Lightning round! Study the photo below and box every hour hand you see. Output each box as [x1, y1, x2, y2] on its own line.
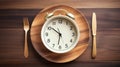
[50, 27, 60, 34]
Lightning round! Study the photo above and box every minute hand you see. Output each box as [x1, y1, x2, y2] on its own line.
[57, 28, 62, 45]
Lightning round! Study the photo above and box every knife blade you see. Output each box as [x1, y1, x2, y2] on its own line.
[92, 12, 97, 59]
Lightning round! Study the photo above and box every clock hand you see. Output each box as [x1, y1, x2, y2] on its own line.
[58, 34, 60, 45]
[57, 28, 64, 44]
[57, 28, 61, 45]
[51, 27, 61, 35]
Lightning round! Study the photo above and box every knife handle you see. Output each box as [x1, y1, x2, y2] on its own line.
[92, 35, 97, 59]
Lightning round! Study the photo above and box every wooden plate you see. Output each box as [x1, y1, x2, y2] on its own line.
[30, 5, 90, 63]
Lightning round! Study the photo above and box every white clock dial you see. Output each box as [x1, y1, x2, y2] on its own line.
[41, 15, 80, 53]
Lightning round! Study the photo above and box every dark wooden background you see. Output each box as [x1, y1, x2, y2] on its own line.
[0, 0, 120, 67]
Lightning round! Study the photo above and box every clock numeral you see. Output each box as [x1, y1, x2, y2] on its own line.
[72, 32, 75, 37]
[58, 45, 62, 49]
[52, 44, 55, 47]
[45, 32, 48, 36]
[58, 19, 62, 24]
[70, 39, 72, 43]
[65, 44, 68, 48]
[70, 26, 73, 30]
[48, 26, 51, 30]
[47, 39, 50, 43]
[52, 22, 56, 25]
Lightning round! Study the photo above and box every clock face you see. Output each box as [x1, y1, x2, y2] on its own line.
[41, 15, 80, 53]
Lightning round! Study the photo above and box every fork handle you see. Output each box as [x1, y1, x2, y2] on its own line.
[92, 35, 96, 59]
[24, 31, 29, 58]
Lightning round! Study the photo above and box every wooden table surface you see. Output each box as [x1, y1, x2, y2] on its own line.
[0, 0, 120, 67]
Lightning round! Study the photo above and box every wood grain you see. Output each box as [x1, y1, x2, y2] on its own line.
[30, 5, 90, 63]
[0, 8, 120, 66]
[0, 0, 120, 9]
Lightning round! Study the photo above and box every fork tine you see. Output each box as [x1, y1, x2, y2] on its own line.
[23, 17, 29, 29]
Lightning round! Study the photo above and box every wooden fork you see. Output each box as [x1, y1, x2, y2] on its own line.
[23, 17, 29, 58]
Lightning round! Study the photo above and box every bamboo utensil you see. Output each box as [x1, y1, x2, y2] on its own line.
[23, 17, 29, 58]
[92, 12, 97, 59]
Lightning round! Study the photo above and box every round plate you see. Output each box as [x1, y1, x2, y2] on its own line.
[30, 5, 90, 63]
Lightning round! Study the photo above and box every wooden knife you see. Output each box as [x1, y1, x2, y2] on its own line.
[92, 12, 97, 59]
